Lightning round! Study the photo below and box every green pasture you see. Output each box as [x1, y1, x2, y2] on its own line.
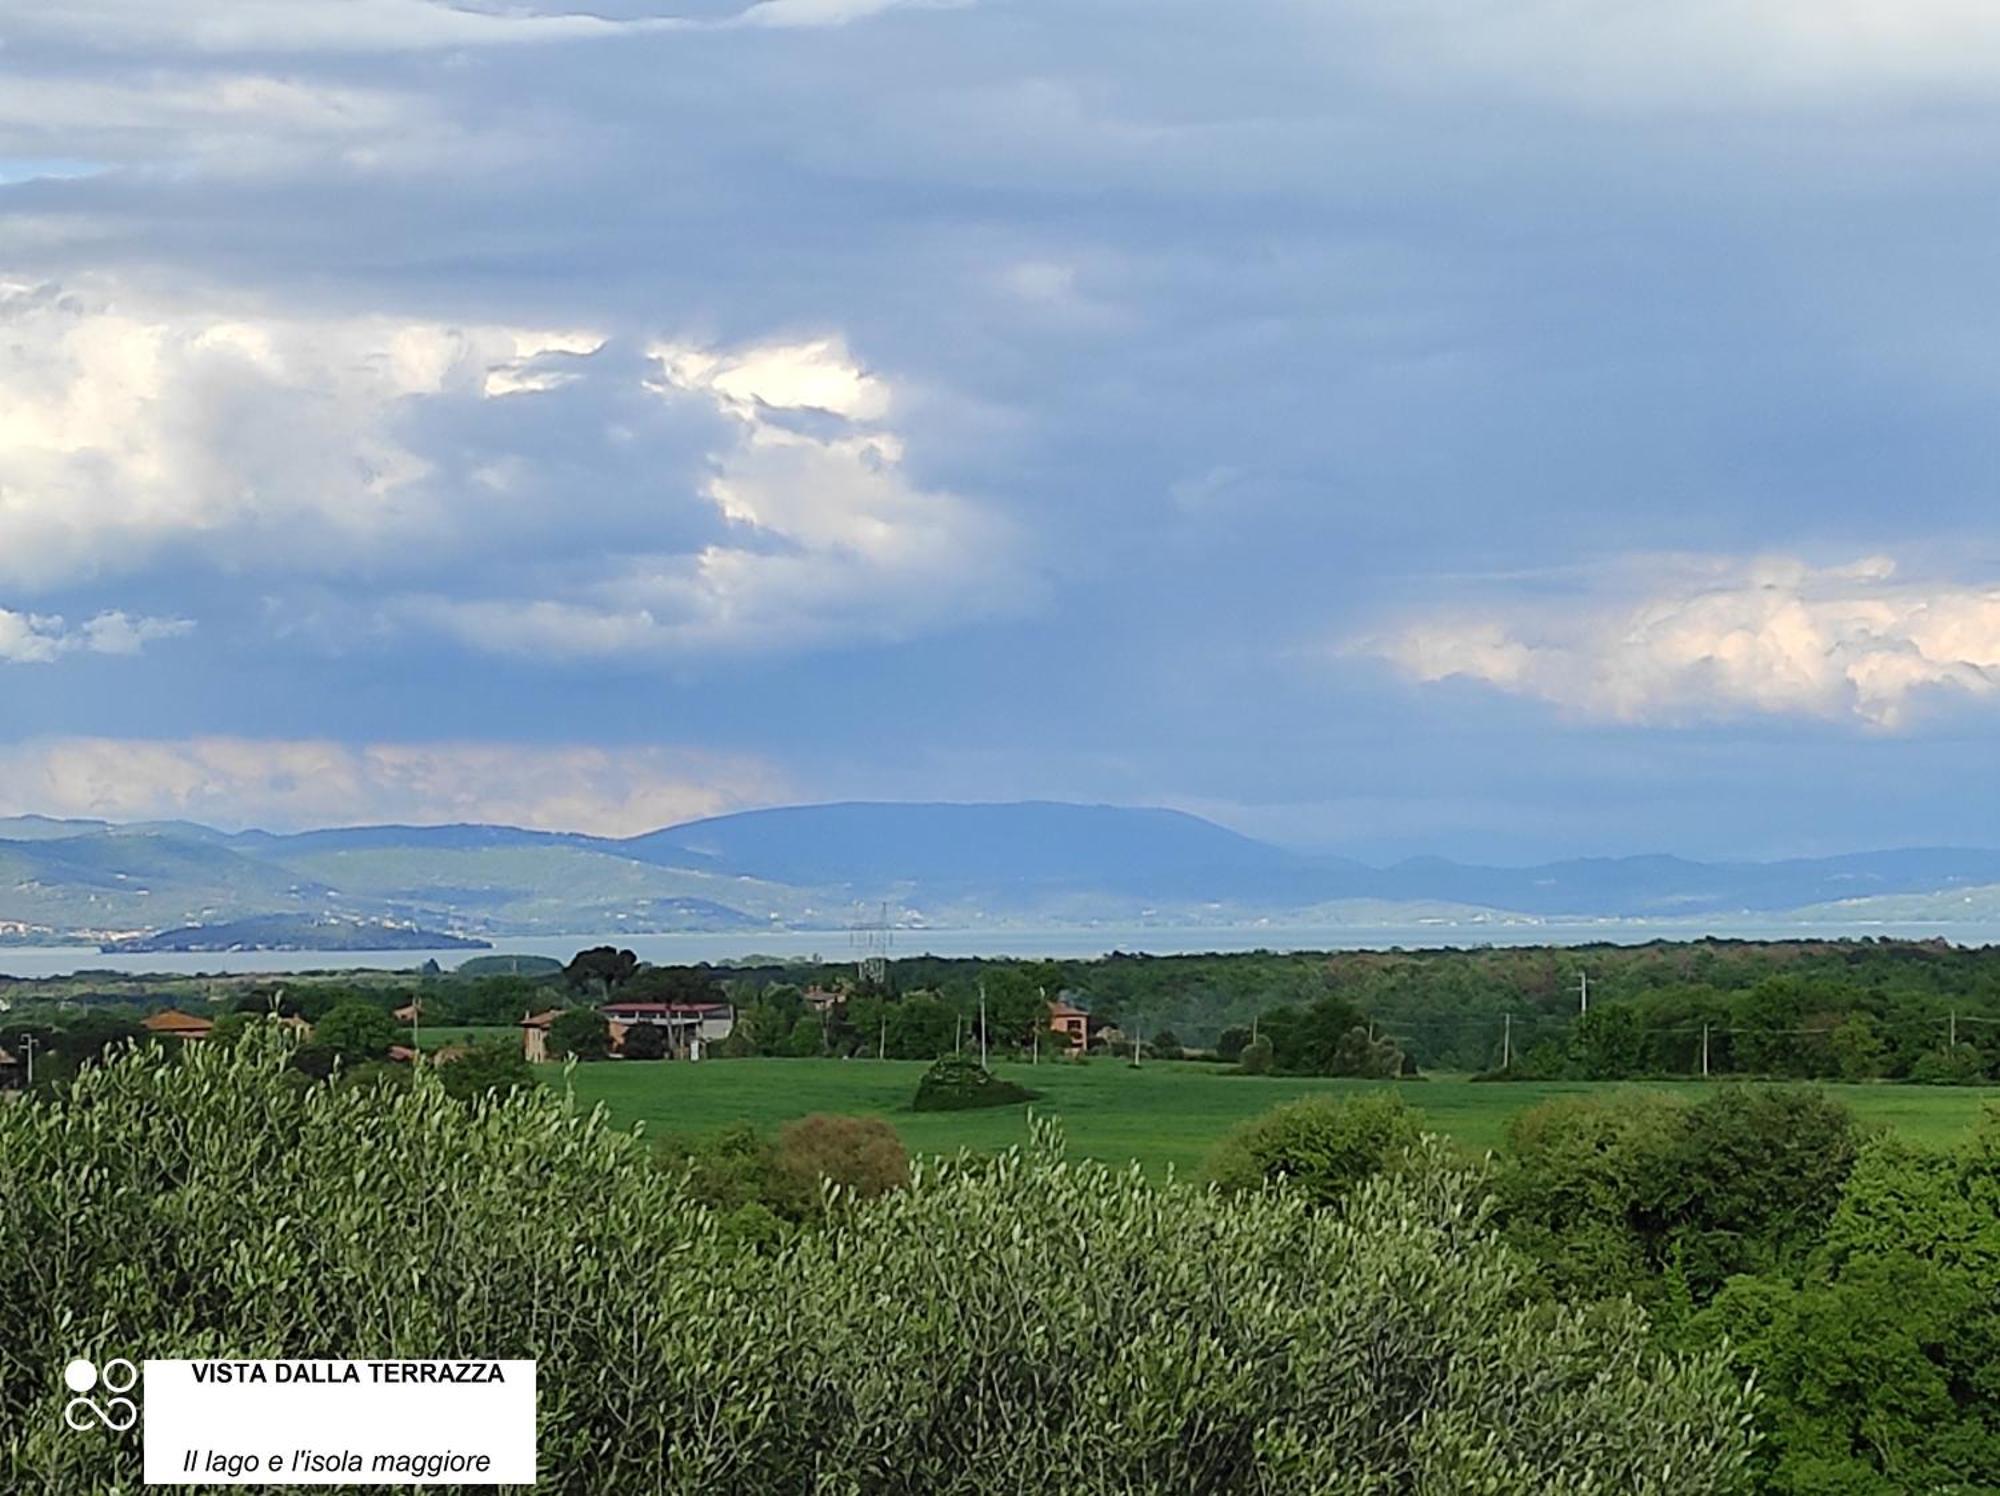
[535, 1057, 2000, 1172]
[414, 1024, 517, 1051]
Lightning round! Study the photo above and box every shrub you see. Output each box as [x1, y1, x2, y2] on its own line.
[772, 1114, 908, 1215]
[548, 1007, 610, 1061]
[1498, 1085, 1863, 1306]
[620, 1022, 668, 1060]
[1202, 1091, 1423, 1209]
[312, 1000, 399, 1062]
[911, 1055, 1033, 1112]
[1237, 1035, 1274, 1075]
[437, 1040, 535, 1102]
[1910, 1042, 1987, 1084]
[0, 1037, 1756, 1493]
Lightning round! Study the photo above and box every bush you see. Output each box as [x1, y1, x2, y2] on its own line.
[911, 1055, 1034, 1112]
[772, 1114, 908, 1216]
[549, 1007, 611, 1061]
[1237, 1035, 1274, 1075]
[1910, 1042, 1987, 1084]
[313, 1000, 400, 1063]
[1203, 1091, 1423, 1209]
[620, 1022, 668, 1060]
[1498, 1085, 1863, 1307]
[0, 1037, 1756, 1493]
[437, 1040, 535, 1102]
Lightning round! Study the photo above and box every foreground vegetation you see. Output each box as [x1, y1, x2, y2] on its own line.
[0, 1037, 1754, 1493]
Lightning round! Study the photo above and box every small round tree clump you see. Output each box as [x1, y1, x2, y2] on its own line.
[912, 1056, 1035, 1112]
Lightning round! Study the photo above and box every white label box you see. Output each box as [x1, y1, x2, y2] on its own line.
[140, 1360, 535, 1486]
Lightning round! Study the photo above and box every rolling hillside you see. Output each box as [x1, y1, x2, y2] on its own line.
[3, 802, 2000, 943]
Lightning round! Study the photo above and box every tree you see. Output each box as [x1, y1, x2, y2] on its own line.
[548, 1008, 611, 1061]
[625, 965, 724, 1006]
[1569, 1005, 1646, 1079]
[313, 1001, 399, 1063]
[621, 1022, 668, 1060]
[1203, 1092, 1422, 1209]
[564, 946, 638, 999]
[1498, 1086, 1862, 1307]
[437, 1042, 535, 1102]
[784, 1015, 825, 1058]
[772, 1114, 908, 1217]
[911, 1056, 1033, 1112]
[1216, 1026, 1251, 1063]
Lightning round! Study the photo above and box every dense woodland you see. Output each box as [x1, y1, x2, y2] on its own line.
[13, 937, 2000, 1085]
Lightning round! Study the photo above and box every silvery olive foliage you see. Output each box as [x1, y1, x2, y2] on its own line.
[0, 1035, 1755, 1493]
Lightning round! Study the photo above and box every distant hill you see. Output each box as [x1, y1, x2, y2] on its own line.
[3, 801, 2000, 940]
[104, 915, 490, 954]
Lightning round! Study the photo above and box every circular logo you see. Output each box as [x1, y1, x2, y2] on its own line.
[63, 1357, 139, 1432]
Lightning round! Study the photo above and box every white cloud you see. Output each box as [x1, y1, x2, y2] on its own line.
[0, 737, 783, 836]
[0, 1, 668, 54]
[1371, 555, 2000, 729]
[413, 334, 1029, 658]
[0, 279, 604, 589]
[731, 0, 966, 30]
[0, 279, 1022, 663]
[0, 608, 189, 664]
[1355, 0, 2000, 109]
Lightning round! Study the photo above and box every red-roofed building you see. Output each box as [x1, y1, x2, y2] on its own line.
[142, 1010, 214, 1041]
[1047, 997, 1089, 1055]
[600, 1000, 734, 1061]
[519, 1009, 566, 1064]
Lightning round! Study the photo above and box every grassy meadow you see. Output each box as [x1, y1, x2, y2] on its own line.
[534, 1056, 2000, 1172]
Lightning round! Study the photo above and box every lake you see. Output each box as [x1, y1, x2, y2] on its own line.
[3, 918, 1999, 978]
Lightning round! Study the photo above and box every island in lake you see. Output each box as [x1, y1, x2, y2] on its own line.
[103, 915, 491, 954]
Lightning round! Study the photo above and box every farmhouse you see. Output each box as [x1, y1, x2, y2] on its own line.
[142, 1010, 214, 1041]
[1047, 996, 1089, 1055]
[601, 1000, 734, 1061]
[518, 1009, 566, 1064]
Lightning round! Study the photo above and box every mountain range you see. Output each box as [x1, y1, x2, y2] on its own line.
[3, 801, 2000, 945]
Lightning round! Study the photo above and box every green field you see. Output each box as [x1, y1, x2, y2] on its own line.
[415, 1024, 517, 1051]
[535, 1057, 2000, 1171]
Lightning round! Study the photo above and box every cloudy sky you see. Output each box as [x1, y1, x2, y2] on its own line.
[2, 0, 1999, 860]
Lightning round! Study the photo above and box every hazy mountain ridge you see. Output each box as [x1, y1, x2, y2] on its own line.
[1, 804, 1998, 943]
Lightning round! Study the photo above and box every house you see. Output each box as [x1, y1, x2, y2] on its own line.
[802, 986, 842, 1013]
[393, 1000, 422, 1024]
[600, 1000, 735, 1061]
[1047, 996, 1089, 1055]
[0, 1046, 21, 1091]
[519, 1009, 565, 1064]
[142, 1010, 214, 1041]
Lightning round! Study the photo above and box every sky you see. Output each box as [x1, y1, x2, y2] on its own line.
[2, 0, 2000, 862]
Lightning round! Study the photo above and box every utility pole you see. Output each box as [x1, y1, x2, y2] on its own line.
[1700, 1023, 1710, 1078]
[1501, 1013, 1511, 1071]
[978, 983, 988, 1068]
[1576, 970, 1590, 1015]
[878, 1013, 886, 1061]
[1132, 1026, 1141, 1067]
[20, 1033, 34, 1089]
[955, 1013, 962, 1056]
[1951, 1010, 1958, 1048]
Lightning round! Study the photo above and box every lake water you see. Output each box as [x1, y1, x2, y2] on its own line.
[4, 918, 2000, 979]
